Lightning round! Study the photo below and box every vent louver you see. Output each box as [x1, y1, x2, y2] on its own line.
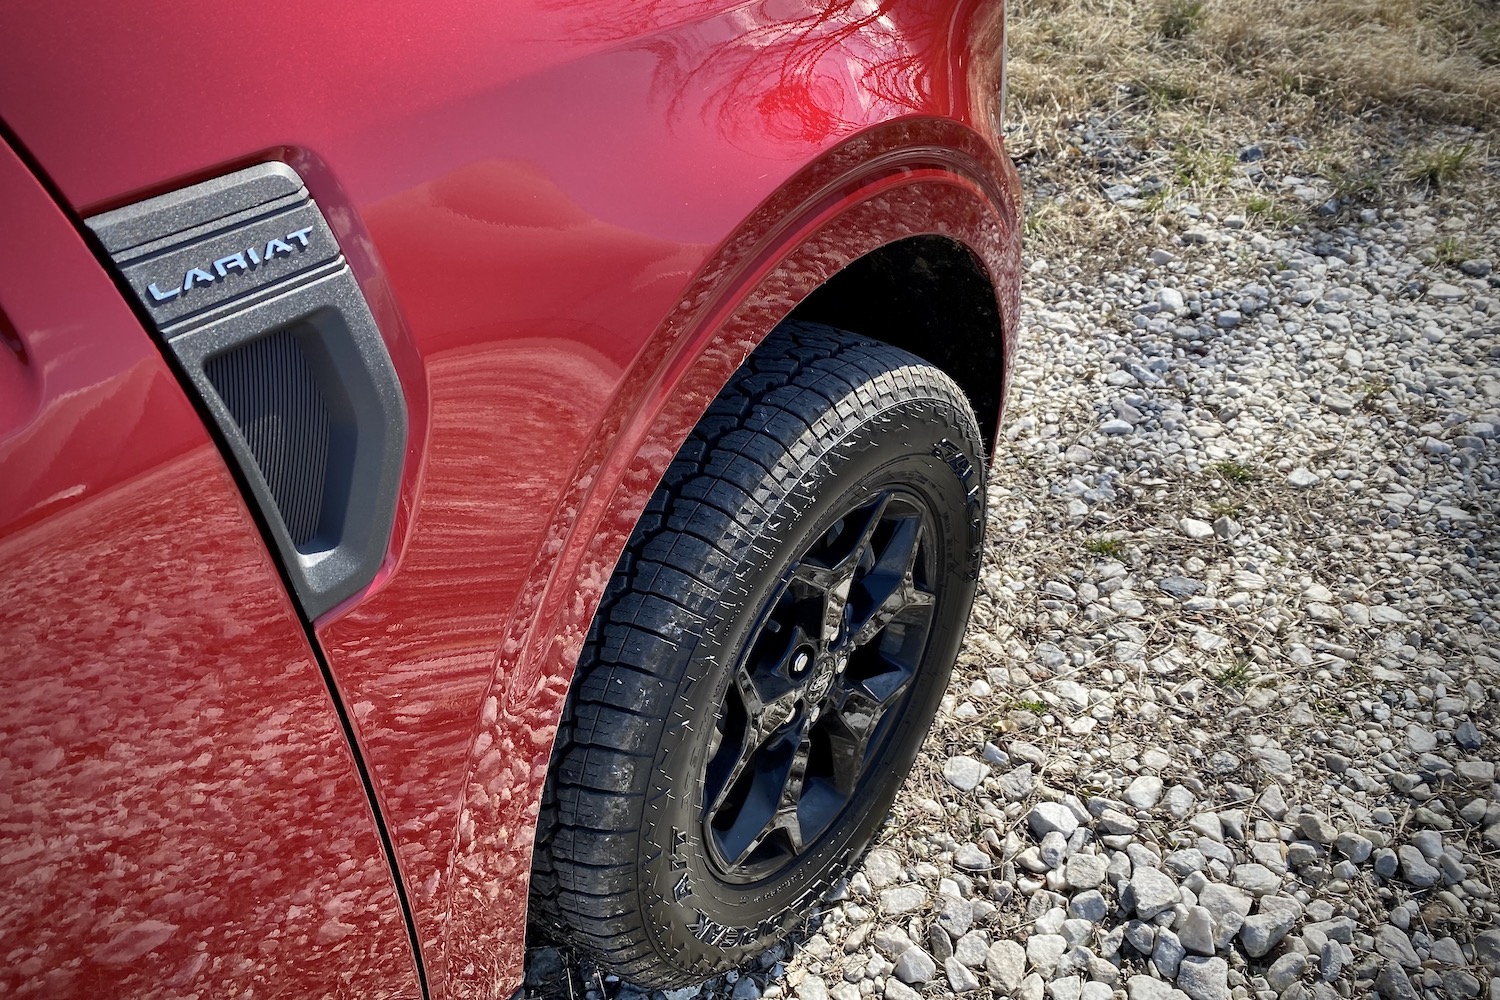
[204, 327, 333, 549]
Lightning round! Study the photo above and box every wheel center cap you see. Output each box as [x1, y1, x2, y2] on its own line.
[806, 652, 843, 704]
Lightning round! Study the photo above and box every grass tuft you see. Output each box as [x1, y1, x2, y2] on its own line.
[1405, 144, 1475, 189]
[1159, 0, 1208, 41]
[1433, 234, 1480, 267]
[1211, 461, 1259, 485]
[1084, 537, 1127, 559]
[1216, 657, 1253, 687]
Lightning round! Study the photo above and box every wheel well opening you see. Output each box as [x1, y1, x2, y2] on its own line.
[787, 235, 1004, 451]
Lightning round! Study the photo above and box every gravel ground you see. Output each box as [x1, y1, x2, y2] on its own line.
[525, 171, 1500, 1000]
[525, 12, 1500, 987]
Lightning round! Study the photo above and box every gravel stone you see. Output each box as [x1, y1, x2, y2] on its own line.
[1298, 813, 1339, 844]
[1375, 960, 1420, 1000]
[1178, 906, 1216, 956]
[1410, 830, 1443, 860]
[1176, 956, 1230, 1000]
[1153, 927, 1186, 978]
[863, 849, 903, 888]
[1039, 830, 1069, 869]
[892, 947, 937, 984]
[1068, 890, 1108, 923]
[1029, 803, 1080, 839]
[1124, 775, 1165, 810]
[795, 976, 829, 1000]
[943, 756, 988, 792]
[1099, 808, 1140, 835]
[1065, 853, 1108, 890]
[954, 843, 992, 871]
[945, 956, 981, 992]
[1266, 953, 1307, 991]
[873, 926, 915, 959]
[1406, 725, 1438, 753]
[1396, 846, 1440, 887]
[1474, 930, 1500, 974]
[1180, 517, 1215, 540]
[998, 764, 1035, 800]
[1131, 866, 1182, 919]
[1239, 898, 1300, 958]
[986, 939, 1026, 991]
[1047, 977, 1083, 1000]
[1027, 935, 1068, 977]
[1374, 926, 1420, 969]
[1163, 785, 1196, 819]
[935, 894, 973, 938]
[928, 922, 953, 962]
[883, 981, 920, 1000]
[953, 931, 988, 968]
[1231, 863, 1281, 895]
[1127, 975, 1190, 1000]
[1334, 832, 1372, 863]
[879, 885, 929, 915]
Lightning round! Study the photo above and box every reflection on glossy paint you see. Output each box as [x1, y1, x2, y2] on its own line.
[0, 450, 420, 998]
[541, 0, 941, 145]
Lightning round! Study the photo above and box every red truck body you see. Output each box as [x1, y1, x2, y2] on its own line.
[0, 2, 1020, 996]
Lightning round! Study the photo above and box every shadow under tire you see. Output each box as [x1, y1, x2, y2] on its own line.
[530, 321, 987, 987]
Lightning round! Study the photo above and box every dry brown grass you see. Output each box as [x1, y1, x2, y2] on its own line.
[1005, 0, 1500, 267]
[1010, 0, 1500, 125]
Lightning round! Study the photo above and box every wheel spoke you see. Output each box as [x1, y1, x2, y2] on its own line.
[850, 518, 932, 649]
[770, 734, 812, 854]
[704, 711, 756, 816]
[796, 492, 893, 644]
[730, 657, 770, 732]
[822, 670, 912, 794]
[712, 724, 811, 867]
[790, 560, 848, 647]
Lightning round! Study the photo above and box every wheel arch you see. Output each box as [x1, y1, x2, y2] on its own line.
[787, 234, 1005, 453]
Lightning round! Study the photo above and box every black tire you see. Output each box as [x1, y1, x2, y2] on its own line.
[530, 321, 986, 987]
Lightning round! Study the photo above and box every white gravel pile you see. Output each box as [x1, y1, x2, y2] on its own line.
[529, 203, 1498, 1000]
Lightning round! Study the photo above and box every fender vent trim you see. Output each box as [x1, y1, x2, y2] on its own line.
[87, 164, 406, 620]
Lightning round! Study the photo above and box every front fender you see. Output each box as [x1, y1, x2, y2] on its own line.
[446, 113, 1019, 989]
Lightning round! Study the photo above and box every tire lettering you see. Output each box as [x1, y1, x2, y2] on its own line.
[689, 910, 785, 947]
[933, 439, 984, 543]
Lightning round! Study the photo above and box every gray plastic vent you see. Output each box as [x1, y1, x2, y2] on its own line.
[205, 327, 332, 548]
[87, 164, 406, 620]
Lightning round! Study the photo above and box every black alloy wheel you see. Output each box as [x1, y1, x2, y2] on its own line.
[703, 489, 938, 883]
